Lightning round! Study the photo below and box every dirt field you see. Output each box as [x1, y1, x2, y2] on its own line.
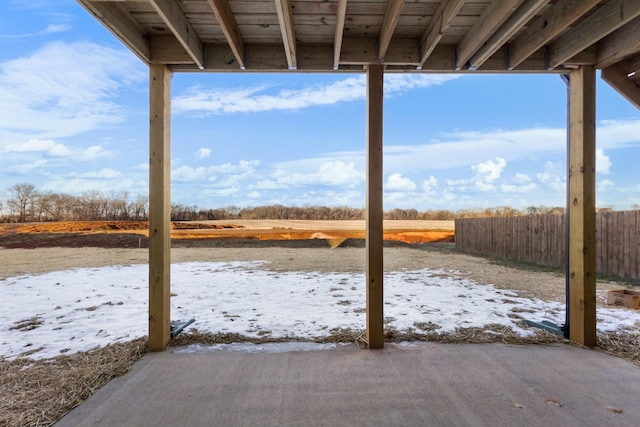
[0, 220, 455, 245]
[0, 243, 622, 304]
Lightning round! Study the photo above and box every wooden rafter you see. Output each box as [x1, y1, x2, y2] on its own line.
[275, 0, 297, 69]
[597, 15, 640, 69]
[378, 0, 405, 61]
[419, 0, 465, 67]
[602, 63, 640, 110]
[77, 0, 150, 63]
[456, 0, 523, 70]
[508, 0, 600, 69]
[468, 0, 549, 70]
[548, 0, 640, 69]
[149, 0, 204, 68]
[208, 0, 246, 69]
[333, 0, 347, 69]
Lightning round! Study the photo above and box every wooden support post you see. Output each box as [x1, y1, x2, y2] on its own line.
[568, 65, 597, 348]
[148, 64, 172, 351]
[366, 64, 384, 349]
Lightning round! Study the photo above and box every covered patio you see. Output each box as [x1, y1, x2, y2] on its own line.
[75, 0, 640, 351]
[58, 342, 640, 425]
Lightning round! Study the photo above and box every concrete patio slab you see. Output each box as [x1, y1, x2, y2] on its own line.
[56, 343, 640, 426]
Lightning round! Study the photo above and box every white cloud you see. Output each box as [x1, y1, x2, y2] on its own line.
[196, 148, 212, 159]
[597, 119, 640, 149]
[0, 41, 145, 143]
[80, 145, 111, 161]
[514, 173, 532, 184]
[173, 75, 459, 115]
[536, 161, 565, 193]
[0, 23, 72, 39]
[172, 160, 259, 183]
[472, 158, 506, 182]
[422, 176, 438, 192]
[6, 159, 48, 174]
[596, 147, 612, 174]
[386, 173, 416, 191]
[598, 179, 615, 192]
[272, 160, 363, 188]
[501, 183, 538, 193]
[4, 138, 71, 156]
[74, 168, 121, 179]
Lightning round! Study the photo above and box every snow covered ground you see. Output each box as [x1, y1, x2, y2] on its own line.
[2, 261, 639, 360]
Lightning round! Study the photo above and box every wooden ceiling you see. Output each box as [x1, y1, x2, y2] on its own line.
[77, 1, 640, 103]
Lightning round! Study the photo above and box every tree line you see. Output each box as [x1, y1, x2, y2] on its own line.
[1, 182, 571, 223]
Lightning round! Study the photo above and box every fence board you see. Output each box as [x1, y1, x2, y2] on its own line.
[455, 211, 640, 279]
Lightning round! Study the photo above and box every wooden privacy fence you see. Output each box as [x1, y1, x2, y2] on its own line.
[455, 211, 640, 279]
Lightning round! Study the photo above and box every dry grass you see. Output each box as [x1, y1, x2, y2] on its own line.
[0, 338, 147, 427]
[598, 331, 640, 365]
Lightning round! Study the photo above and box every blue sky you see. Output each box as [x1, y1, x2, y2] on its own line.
[2, 0, 640, 212]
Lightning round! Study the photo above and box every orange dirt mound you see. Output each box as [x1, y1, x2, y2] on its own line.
[0, 221, 454, 244]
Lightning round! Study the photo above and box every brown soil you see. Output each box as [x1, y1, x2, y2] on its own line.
[0, 221, 454, 245]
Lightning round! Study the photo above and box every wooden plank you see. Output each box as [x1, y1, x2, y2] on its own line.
[333, 0, 347, 69]
[455, 0, 523, 69]
[548, 0, 640, 68]
[597, 16, 640, 69]
[631, 211, 639, 278]
[568, 65, 597, 348]
[635, 211, 640, 279]
[275, 0, 298, 69]
[148, 64, 172, 352]
[149, 0, 205, 68]
[419, 0, 465, 66]
[378, 0, 405, 61]
[601, 63, 640, 110]
[623, 211, 632, 277]
[366, 63, 384, 350]
[468, 0, 549, 70]
[76, 0, 151, 63]
[508, 0, 601, 69]
[208, 0, 246, 68]
[595, 211, 603, 273]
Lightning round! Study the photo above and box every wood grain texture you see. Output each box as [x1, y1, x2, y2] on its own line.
[148, 64, 172, 351]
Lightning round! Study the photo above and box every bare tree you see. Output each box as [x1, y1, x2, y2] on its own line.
[6, 183, 37, 222]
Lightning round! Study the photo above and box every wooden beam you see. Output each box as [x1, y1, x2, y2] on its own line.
[149, 0, 204, 68]
[76, 0, 150, 63]
[628, 54, 640, 78]
[508, 0, 600, 69]
[419, 0, 465, 67]
[170, 42, 570, 73]
[468, 0, 549, 70]
[602, 63, 640, 110]
[378, 0, 405, 61]
[568, 65, 597, 348]
[333, 0, 347, 69]
[151, 36, 194, 64]
[596, 16, 640, 69]
[148, 64, 172, 352]
[275, 0, 297, 69]
[548, 0, 640, 69]
[366, 63, 384, 349]
[208, 0, 246, 69]
[456, 0, 524, 70]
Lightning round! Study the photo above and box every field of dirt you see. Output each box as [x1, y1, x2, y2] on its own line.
[0, 219, 628, 303]
[0, 220, 454, 246]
